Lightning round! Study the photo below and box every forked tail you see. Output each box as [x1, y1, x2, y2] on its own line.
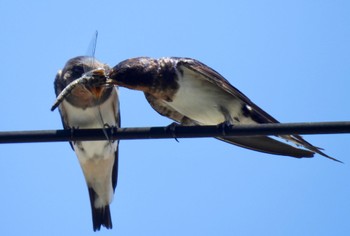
[88, 188, 113, 231]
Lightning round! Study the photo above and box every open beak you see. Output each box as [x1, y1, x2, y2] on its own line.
[89, 86, 104, 98]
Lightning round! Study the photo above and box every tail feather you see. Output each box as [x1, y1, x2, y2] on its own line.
[88, 188, 113, 231]
[216, 136, 315, 158]
[217, 135, 342, 163]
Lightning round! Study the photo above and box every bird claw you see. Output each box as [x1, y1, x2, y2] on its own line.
[103, 124, 117, 143]
[69, 126, 79, 144]
[217, 121, 234, 136]
[166, 122, 180, 142]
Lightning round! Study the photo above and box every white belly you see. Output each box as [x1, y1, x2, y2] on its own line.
[61, 91, 119, 207]
[62, 92, 118, 159]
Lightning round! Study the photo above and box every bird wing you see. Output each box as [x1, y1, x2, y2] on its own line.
[145, 92, 316, 158]
[176, 58, 339, 161]
[111, 90, 120, 191]
[54, 70, 75, 150]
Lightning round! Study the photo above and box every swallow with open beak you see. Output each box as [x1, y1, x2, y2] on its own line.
[107, 57, 339, 162]
[54, 56, 120, 231]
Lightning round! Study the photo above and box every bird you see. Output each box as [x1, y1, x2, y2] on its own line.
[107, 56, 339, 162]
[54, 56, 120, 231]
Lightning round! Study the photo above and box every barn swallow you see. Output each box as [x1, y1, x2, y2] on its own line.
[54, 56, 120, 231]
[107, 57, 339, 162]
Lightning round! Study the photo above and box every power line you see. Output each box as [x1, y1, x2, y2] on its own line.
[0, 121, 349, 144]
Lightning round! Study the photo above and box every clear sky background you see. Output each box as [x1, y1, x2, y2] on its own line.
[0, 0, 349, 235]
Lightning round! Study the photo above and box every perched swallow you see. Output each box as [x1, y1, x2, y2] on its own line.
[54, 56, 120, 231]
[108, 57, 339, 162]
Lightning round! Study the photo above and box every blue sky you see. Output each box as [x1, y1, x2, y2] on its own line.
[0, 0, 349, 235]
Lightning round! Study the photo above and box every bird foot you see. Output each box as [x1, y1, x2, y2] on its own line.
[103, 124, 117, 143]
[165, 122, 181, 142]
[217, 121, 234, 136]
[70, 126, 79, 144]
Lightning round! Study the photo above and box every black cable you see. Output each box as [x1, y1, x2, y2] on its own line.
[0, 121, 349, 144]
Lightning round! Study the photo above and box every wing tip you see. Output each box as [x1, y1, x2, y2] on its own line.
[315, 150, 343, 163]
[286, 135, 342, 163]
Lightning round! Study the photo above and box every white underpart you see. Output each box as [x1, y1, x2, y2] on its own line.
[62, 90, 118, 208]
[166, 66, 257, 125]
